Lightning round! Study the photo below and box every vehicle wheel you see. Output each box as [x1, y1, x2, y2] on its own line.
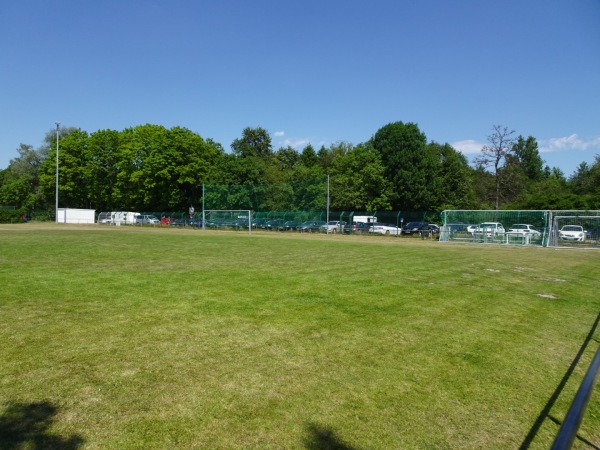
[332, 228, 337, 234]
[385, 230, 390, 235]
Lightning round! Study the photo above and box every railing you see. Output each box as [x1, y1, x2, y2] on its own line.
[551, 346, 600, 450]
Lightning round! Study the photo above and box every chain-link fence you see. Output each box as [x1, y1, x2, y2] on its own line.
[441, 210, 600, 248]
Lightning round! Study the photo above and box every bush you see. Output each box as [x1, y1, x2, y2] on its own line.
[0, 209, 26, 223]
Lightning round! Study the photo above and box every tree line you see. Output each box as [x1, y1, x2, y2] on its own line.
[1, 121, 599, 217]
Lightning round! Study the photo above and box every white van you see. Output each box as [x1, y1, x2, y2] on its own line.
[353, 215, 377, 224]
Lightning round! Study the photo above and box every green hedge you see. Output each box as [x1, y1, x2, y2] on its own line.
[0, 209, 27, 223]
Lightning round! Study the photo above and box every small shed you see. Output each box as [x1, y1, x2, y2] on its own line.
[57, 208, 96, 224]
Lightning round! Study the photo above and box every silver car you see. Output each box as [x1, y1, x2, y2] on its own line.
[136, 214, 160, 225]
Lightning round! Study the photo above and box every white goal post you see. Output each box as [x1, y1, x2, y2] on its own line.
[202, 210, 253, 235]
[549, 215, 600, 247]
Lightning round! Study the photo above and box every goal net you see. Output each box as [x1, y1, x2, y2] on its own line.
[549, 214, 600, 248]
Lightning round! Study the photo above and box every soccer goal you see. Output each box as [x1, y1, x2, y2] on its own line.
[549, 215, 600, 248]
[202, 210, 253, 235]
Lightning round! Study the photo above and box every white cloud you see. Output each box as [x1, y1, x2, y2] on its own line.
[451, 139, 484, 154]
[273, 133, 327, 151]
[539, 134, 600, 153]
[282, 138, 310, 149]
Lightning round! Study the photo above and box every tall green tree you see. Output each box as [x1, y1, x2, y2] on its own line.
[299, 144, 319, 168]
[231, 127, 272, 158]
[512, 135, 544, 181]
[0, 144, 47, 210]
[371, 121, 434, 210]
[87, 129, 122, 211]
[329, 142, 393, 211]
[429, 142, 476, 210]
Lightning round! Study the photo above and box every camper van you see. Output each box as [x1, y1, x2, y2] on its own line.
[353, 215, 377, 224]
[98, 211, 140, 225]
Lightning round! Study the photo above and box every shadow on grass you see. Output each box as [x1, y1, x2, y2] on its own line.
[0, 401, 83, 450]
[519, 311, 600, 449]
[303, 423, 361, 450]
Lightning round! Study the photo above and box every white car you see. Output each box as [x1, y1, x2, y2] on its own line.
[369, 222, 401, 235]
[507, 224, 541, 236]
[466, 225, 478, 234]
[473, 222, 505, 237]
[559, 225, 585, 241]
[319, 221, 346, 233]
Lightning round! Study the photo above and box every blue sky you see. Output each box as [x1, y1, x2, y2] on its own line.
[1, 0, 599, 177]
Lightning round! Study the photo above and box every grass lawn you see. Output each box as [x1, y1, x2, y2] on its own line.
[0, 223, 599, 449]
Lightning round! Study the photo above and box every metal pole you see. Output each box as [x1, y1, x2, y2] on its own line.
[551, 346, 600, 450]
[326, 175, 330, 233]
[202, 184, 205, 231]
[55, 122, 60, 223]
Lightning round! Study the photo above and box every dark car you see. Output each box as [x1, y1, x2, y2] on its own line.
[206, 218, 225, 228]
[401, 221, 429, 235]
[170, 218, 189, 227]
[252, 218, 269, 229]
[298, 220, 325, 233]
[445, 222, 467, 233]
[265, 219, 285, 231]
[428, 224, 441, 234]
[346, 222, 372, 234]
[170, 218, 202, 228]
[278, 220, 301, 231]
[230, 218, 250, 229]
[585, 226, 600, 240]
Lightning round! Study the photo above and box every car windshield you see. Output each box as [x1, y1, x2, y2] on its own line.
[562, 225, 582, 231]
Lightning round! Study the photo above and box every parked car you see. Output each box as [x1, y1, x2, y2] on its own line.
[444, 223, 467, 233]
[585, 227, 600, 240]
[401, 221, 429, 235]
[473, 222, 505, 237]
[170, 218, 189, 227]
[559, 225, 585, 241]
[298, 220, 325, 233]
[230, 218, 250, 229]
[369, 222, 401, 235]
[507, 224, 541, 236]
[320, 221, 346, 233]
[346, 221, 372, 234]
[428, 224, 441, 234]
[135, 214, 160, 225]
[466, 225, 478, 234]
[278, 220, 301, 231]
[251, 218, 269, 229]
[206, 218, 225, 228]
[265, 219, 285, 231]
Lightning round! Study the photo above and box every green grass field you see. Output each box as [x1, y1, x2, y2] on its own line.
[1, 224, 599, 449]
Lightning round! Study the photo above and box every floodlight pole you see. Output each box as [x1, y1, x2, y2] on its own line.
[55, 122, 60, 223]
[326, 174, 330, 230]
[202, 184, 205, 231]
